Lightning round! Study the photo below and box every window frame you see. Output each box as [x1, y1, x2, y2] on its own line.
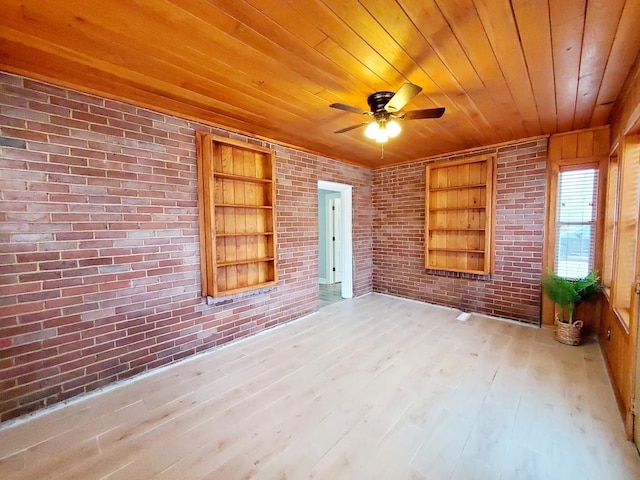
[553, 166, 599, 280]
[602, 153, 620, 291]
[611, 135, 640, 327]
[542, 152, 607, 326]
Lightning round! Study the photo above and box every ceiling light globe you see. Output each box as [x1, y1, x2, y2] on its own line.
[375, 128, 389, 143]
[364, 121, 379, 139]
[387, 120, 401, 138]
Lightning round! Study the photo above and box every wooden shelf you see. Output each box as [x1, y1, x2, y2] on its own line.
[197, 133, 278, 297]
[216, 232, 274, 237]
[428, 248, 485, 254]
[213, 172, 272, 183]
[217, 257, 275, 267]
[424, 155, 496, 275]
[425, 265, 489, 275]
[427, 183, 487, 192]
[215, 204, 273, 209]
[429, 206, 486, 212]
[429, 228, 486, 232]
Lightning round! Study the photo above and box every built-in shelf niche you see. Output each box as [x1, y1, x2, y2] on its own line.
[196, 133, 278, 297]
[425, 154, 496, 275]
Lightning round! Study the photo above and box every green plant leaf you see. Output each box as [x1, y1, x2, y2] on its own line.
[541, 271, 578, 306]
[572, 270, 602, 303]
[540, 269, 602, 324]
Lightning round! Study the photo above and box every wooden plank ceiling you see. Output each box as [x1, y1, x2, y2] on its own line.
[1, 0, 639, 168]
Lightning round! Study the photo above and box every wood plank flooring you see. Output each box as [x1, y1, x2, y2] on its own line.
[1, 293, 639, 480]
[319, 282, 343, 308]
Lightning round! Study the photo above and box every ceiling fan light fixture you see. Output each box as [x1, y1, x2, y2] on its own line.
[364, 119, 401, 143]
[364, 121, 380, 140]
[331, 83, 444, 144]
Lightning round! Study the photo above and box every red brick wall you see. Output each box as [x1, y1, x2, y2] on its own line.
[373, 139, 548, 323]
[0, 73, 373, 421]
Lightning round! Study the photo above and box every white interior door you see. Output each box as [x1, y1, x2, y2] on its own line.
[329, 197, 342, 283]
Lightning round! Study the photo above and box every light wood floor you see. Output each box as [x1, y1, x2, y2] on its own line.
[319, 282, 343, 308]
[1, 294, 639, 480]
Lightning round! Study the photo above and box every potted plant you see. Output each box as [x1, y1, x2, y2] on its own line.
[541, 269, 602, 345]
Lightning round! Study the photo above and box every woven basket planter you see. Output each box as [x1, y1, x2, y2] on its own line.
[554, 319, 583, 346]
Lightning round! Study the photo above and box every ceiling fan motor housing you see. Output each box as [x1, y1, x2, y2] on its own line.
[367, 91, 395, 114]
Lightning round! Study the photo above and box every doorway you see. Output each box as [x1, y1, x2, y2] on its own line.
[318, 180, 353, 307]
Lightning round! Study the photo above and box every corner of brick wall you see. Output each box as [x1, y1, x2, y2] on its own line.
[0, 72, 373, 421]
[372, 139, 548, 323]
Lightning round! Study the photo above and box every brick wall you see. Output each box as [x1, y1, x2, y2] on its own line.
[0, 73, 373, 421]
[373, 139, 548, 323]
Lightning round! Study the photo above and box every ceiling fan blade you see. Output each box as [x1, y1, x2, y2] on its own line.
[384, 83, 423, 112]
[403, 107, 446, 120]
[334, 123, 367, 134]
[330, 103, 369, 115]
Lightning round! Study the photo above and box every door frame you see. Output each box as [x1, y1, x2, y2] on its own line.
[318, 180, 353, 299]
[634, 277, 640, 449]
[632, 135, 640, 449]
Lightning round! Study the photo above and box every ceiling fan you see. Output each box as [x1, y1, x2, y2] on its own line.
[330, 83, 445, 143]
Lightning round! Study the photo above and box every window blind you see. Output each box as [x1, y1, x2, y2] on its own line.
[613, 139, 640, 320]
[554, 168, 598, 279]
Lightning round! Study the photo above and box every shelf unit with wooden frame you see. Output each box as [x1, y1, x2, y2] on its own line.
[424, 154, 497, 274]
[196, 133, 278, 297]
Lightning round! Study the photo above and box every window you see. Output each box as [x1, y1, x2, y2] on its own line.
[543, 128, 609, 326]
[554, 168, 598, 279]
[612, 135, 640, 325]
[602, 155, 619, 288]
